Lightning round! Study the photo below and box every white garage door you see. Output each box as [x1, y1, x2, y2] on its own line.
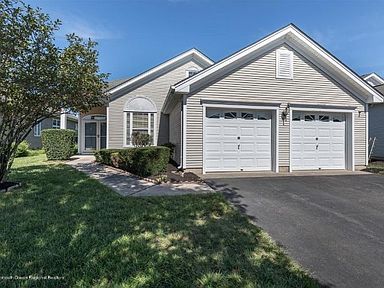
[291, 112, 346, 170]
[204, 108, 272, 172]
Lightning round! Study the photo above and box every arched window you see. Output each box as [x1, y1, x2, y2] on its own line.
[124, 97, 157, 146]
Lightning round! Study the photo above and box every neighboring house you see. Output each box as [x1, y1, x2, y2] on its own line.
[79, 24, 383, 174]
[26, 114, 78, 149]
[364, 73, 384, 159]
[362, 72, 384, 87]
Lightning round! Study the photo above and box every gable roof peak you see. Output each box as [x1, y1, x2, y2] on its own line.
[108, 48, 213, 96]
[173, 23, 383, 103]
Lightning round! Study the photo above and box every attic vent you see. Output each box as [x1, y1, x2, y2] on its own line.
[276, 49, 293, 79]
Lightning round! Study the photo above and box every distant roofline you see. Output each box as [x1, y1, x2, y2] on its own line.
[108, 48, 214, 95]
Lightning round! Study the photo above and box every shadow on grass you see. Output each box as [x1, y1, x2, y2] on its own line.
[0, 163, 324, 287]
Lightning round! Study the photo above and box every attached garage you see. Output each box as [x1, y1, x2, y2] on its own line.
[167, 25, 384, 174]
[203, 106, 279, 173]
[290, 109, 354, 171]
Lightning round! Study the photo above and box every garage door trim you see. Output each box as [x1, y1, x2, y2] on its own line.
[202, 103, 280, 174]
[289, 106, 355, 172]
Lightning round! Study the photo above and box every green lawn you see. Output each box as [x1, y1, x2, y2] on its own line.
[0, 154, 320, 288]
[365, 161, 384, 175]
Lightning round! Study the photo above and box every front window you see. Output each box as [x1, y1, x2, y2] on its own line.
[52, 119, 60, 129]
[126, 112, 156, 146]
[34, 122, 42, 136]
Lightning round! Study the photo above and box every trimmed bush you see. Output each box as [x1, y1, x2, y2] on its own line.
[15, 140, 30, 157]
[95, 146, 170, 177]
[42, 129, 76, 160]
[131, 132, 152, 147]
[94, 149, 121, 166]
[160, 142, 176, 159]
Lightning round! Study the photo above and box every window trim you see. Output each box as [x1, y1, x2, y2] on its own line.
[52, 118, 60, 129]
[276, 49, 294, 79]
[34, 122, 42, 137]
[124, 111, 157, 147]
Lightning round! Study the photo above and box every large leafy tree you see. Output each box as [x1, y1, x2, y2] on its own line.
[0, 0, 109, 182]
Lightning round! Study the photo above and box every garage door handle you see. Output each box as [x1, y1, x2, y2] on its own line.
[316, 144, 319, 150]
[238, 144, 240, 150]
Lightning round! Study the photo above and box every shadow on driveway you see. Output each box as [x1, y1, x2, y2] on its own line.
[206, 174, 384, 288]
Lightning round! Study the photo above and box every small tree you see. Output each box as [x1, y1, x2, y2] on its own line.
[0, 0, 109, 182]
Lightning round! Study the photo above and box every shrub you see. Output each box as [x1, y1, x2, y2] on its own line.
[15, 140, 30, 157]
[131, 132, 152, 147]
[95, 149, 121, 166]
[160, 142, 176, 159]
[42, 129, 76, 160]
[95, 146, 170, 177]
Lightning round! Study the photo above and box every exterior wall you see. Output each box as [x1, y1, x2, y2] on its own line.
[185, 44, 367, 169]
[169, 100, 182, 164]
[108, 60, 204, 148]
[26, 118, 54, 149]
[26, 117, 78, 149]
[369, 103, 384, 159]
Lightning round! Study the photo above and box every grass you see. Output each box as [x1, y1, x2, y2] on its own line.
[0, 154, 320, 288]
[365, 161, 384, 174]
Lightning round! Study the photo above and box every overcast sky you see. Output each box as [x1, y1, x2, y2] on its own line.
[28, 0, 384, 80]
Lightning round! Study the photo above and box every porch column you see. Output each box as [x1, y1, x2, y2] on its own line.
[78, 114, 82, 154]
[60, 110, 67, 129]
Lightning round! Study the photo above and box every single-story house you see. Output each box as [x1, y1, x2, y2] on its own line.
[27, 113, 78, 148]
[78, 24, 384, 174]
[364, 73, 384, 159]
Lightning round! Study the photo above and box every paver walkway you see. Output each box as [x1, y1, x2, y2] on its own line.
[67, 155, 214, 197]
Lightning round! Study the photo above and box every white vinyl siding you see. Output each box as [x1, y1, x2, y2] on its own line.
[108, 60, 204, 148]
[169, 101, 182, 164]
[185, 44, 366, 169]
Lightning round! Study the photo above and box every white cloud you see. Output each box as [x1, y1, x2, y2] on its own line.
[57, 13, 121, 40]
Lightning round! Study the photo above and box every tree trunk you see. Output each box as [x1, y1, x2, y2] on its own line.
[0, 153, 11, 183]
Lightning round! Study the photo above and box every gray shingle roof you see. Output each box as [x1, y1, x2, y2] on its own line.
[375, 84, 384, 95]
[106, 77, 131, 91]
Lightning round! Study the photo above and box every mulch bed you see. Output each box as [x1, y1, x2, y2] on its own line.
[166, 163, 201, 183]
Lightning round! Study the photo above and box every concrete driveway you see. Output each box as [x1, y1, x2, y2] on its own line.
[206, 174, 384, 288]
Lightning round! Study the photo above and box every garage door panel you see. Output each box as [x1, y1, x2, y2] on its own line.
[204, 108, 272, 172]
[292, 112, 346, 170]
[239, 127, 255, 136]
[205, 125, 221, 135]
[257, 127, 271, 136]
[222, 142, 238, 152]
[205, 142, 221, 153]
[205, 158, 221, 169]
[318, 129, 331, 137]
[303, 128, 316, 137]
[332, 144, 345, 152]
[223, 126, 238, 136]
[240, 143, 255, 153]
[222, 158, 238, 169]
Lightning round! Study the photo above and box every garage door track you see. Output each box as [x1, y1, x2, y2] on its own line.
[206, 174, 384, 288]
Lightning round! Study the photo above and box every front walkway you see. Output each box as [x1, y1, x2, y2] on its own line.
[67, 155, 214, 197]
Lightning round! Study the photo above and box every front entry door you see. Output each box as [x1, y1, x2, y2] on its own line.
[84, 121, 106, 152]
